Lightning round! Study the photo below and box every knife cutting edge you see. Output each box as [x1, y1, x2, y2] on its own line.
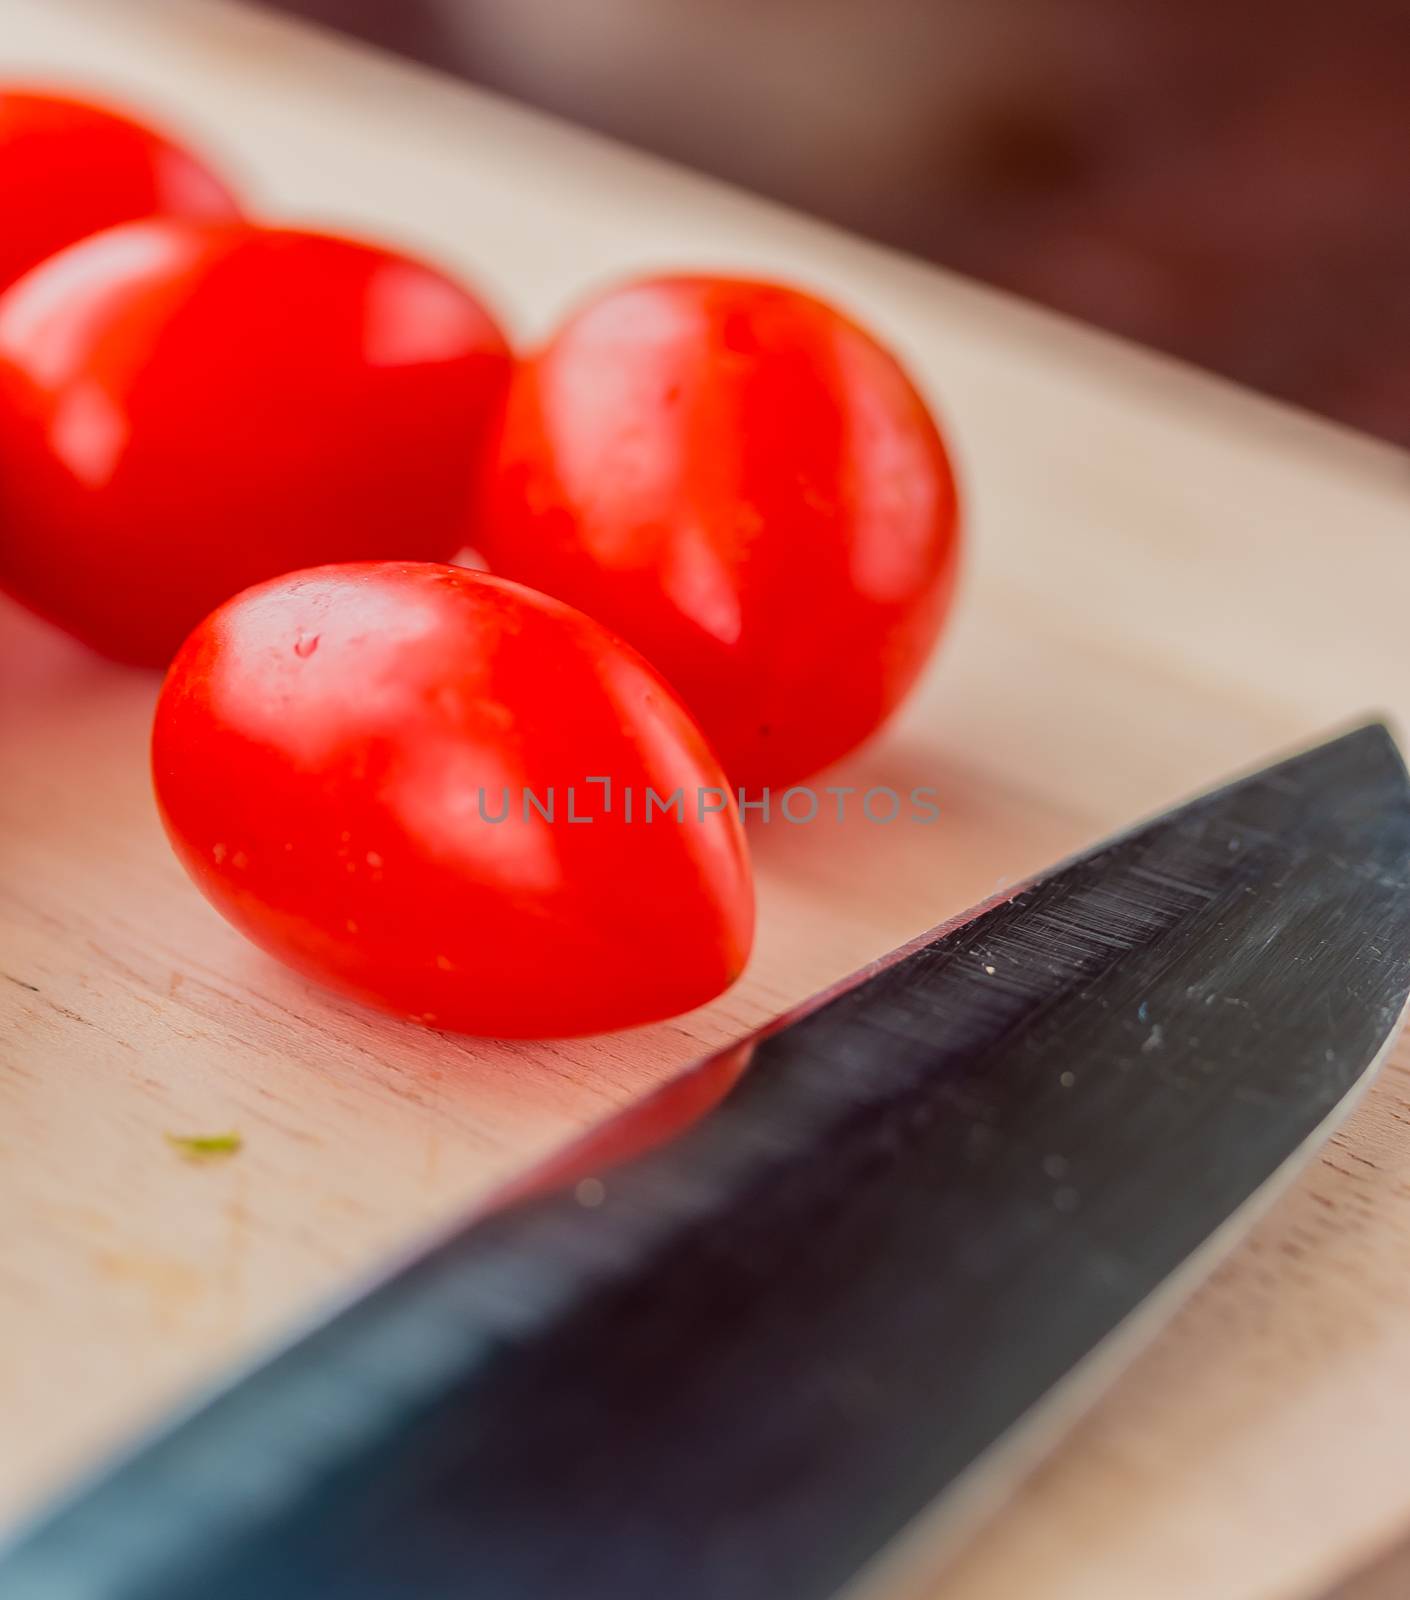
[4, 721, 1409, 1600]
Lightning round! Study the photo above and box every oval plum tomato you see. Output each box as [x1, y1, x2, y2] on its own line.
[151, 562, 754, 1037]
[0, 89, 239, 292]
[0, 220, 511, 665]
[475, 276, 961, 789]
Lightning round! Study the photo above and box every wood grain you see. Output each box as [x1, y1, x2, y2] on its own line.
[1, 2, 1409, 1595]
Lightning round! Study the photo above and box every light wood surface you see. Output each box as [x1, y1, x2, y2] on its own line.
[3, 2, 1410, 1594]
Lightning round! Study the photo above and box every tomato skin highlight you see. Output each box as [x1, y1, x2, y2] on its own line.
[151, 562, 754, 1038]
[0, 219, 511, 666]
[0, 89, 240, 293]
[476, 275, 961, 789]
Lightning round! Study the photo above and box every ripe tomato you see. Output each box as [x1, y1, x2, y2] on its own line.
[152, 562, 754, 1037]
[0, 89, 239, 292]
[0, 220, 511, 665]
[475, 276, 961, 789]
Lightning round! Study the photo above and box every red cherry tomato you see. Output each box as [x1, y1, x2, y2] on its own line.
[152, 562, 754, 1037]
[476, 276, 961, 789]
[0, 220, 511, 665]
[0, 89, 239, 292]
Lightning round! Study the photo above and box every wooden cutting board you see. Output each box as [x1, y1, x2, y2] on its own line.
[3, 2, 1410, 1594]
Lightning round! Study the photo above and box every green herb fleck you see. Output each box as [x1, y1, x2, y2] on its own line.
[165, 1131, 243, 1162]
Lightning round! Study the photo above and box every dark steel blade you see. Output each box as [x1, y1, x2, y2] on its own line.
[5, 724, 1410, 1600]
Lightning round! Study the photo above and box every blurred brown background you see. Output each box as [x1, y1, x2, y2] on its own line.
[267, 0, 1410, 448]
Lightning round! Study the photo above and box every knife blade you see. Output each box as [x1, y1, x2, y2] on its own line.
[4, 722, 1409, 1600]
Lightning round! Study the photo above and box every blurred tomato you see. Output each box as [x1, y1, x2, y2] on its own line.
[0, 219, 511, 665]
[152, 562, 754, 1037]
[0, 89, 240, 292]
[476, 276, 960, 788]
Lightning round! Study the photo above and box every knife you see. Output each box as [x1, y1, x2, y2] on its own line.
[4, 722, 1409, 1600]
